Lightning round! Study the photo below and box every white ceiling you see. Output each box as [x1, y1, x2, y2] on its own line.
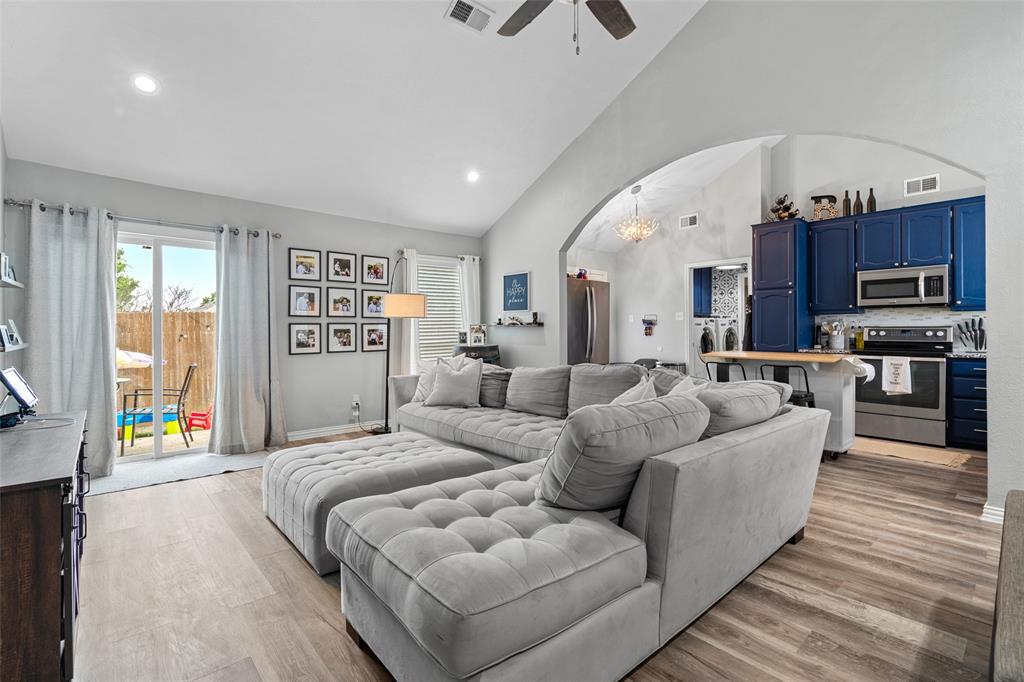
[572, 136, 783, 252]
[1, 1, 705, 236]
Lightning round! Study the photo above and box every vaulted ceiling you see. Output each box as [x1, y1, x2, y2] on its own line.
[1, 1, 705, 235]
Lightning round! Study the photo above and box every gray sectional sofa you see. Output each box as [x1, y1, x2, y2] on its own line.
[321, 362, 830, 681]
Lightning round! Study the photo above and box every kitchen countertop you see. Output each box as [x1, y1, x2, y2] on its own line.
[946, 352, 988, 359]
[703, 350, 850, 364]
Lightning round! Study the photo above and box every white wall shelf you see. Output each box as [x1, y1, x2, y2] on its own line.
[0, 278, 25, 289]
[0, 343, 28, 353]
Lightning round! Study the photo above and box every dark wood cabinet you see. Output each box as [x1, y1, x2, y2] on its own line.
[1, 413, 87, 682]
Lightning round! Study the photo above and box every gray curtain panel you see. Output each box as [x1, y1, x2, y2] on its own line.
[209, 228, 287, 454]
[25, 202, 118, 477]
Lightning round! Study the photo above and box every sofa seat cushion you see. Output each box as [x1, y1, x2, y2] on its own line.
[397, 403, 564, 463]
[262, 433, 493, 575]
[326, 462, 647, 679]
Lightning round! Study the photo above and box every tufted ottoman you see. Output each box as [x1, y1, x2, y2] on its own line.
[326, 461, 649, 680]
[263, 432, 493, 574]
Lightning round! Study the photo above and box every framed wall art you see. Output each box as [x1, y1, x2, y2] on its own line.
[289, 285, 321, 316]
[326, 287, 356, 317]
[362, 290, 385, 318]
[289, 323, 321, 355]
[361, 322, 388, 351]
[327, 323, 356, 353]
[361, 254, 390, 286]
[502, 271, 530, 313]
[288, 248, 321, 281]
[327, 251, 357, 283]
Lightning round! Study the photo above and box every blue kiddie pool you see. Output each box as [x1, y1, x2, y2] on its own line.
[116, 405, 181, 437]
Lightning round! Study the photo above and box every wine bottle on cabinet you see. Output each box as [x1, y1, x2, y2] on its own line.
[853, 190, 863, 215]
[866, 187, 876, 212]
[842, 190, 851, 216]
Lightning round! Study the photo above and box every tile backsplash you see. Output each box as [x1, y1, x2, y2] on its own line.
[815, 307, 987, 352]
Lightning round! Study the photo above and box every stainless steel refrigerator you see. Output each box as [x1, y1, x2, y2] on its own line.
[566, 278, 610, 364]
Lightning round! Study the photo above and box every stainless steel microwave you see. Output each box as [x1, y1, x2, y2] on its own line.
[856, 265, 949, 307]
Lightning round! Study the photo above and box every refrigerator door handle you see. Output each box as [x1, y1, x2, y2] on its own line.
[585, 286, 594, 362]
[591, 287, 600, 364]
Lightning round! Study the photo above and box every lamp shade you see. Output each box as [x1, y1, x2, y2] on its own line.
[382, 293, 427, 318]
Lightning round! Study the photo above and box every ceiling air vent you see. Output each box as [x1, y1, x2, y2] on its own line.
[904, 173, 940, 197]
[679, 212, 699, 230]
[446, 0, 494, 33]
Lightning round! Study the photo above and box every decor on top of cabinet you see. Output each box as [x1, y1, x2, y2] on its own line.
[642, 314, 657, 336]
[842, 190, 851, 216]
[866, 188, 877, 212]
[811, 195, 839, 221]
[767, 195, 800, 222]
[852, 190, 863, 215]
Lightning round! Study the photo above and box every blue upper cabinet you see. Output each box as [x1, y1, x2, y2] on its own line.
[856, 214, 901, 270]
[810, 220, 857, 313]
[952, 199, 985, 310]
[752, 223, 796, 289]
[901, 205, 951, 266]
[692, 267, 713, 317]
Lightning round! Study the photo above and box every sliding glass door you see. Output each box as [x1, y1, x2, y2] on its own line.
[116, 227, 216, 459]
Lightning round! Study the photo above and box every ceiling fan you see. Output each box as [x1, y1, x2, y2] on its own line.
[497, 0, 636, 41]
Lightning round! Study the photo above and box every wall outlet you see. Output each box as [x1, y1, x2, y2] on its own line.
[674, 311, 685, 321]
[628, 314, 635, 323]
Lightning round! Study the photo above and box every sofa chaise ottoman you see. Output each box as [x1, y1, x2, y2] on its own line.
[262, 432, 493, 574]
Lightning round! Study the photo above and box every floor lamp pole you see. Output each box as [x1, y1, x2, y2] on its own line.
[382, 317, 392, 434]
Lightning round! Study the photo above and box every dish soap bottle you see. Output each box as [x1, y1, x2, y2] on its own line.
[855, 325, 865, 350]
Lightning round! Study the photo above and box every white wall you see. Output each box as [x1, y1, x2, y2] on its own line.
[480, 1, 1024, 510]
[4, 160, 480, 434]
[770, 135, 984, 217]
[612, 146, 763, 363]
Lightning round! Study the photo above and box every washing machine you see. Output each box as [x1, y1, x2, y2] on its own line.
[718, 317, 742, 352]
[691, 317, 719, 378]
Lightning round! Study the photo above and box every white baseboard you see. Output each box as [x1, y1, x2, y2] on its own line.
[981, 503, 1005, 525]
[286, 422, 382, 441]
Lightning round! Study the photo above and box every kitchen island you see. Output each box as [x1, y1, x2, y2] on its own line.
[702, 350, 872, 454]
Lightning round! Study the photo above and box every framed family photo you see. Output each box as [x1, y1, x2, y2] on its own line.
[289, 285, 321, 316]
[289, 248, 321, 281]
[361, 322, 388, 351]
[289, 323, 321, 355]
[361, 255, 390, 286]
[327, 251, 356, 283]
[326, 287, 356, 317]
[327, 323, 356, 353]
[362, 290, 385, 318]
[502, 271, 530, 313]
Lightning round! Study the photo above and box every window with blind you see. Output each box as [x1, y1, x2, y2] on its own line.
[416, 255, 464, 364]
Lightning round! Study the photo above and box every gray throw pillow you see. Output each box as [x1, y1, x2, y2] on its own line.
[610, 377, 656, 404]
[568, 363, 648, 412]
[423, 358, 483, 407]
[695, 382, 785, 438]
[505, 366, 572, 418]
[479, 365, 512, 408]
[536, 394, 711, 511]
[412, 354, 468, 402]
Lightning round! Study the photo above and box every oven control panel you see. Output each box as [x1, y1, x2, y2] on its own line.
[864, 326, 952, 341]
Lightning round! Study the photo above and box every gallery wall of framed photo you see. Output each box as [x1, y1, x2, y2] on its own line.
[287, 248, 392, 355]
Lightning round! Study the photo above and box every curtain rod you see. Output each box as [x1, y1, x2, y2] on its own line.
[4, 198, 281, 239]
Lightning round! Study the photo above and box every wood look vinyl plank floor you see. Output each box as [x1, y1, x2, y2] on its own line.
[77, 439, 1000, 682]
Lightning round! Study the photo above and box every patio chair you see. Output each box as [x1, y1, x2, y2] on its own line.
[120, 364, 198, 456]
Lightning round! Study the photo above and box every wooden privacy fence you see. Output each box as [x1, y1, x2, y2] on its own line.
[117, 311, 216, 421]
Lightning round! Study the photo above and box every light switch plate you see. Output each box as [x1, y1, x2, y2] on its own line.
[628, 314, 635, 323]
[675, 311, 685, 321]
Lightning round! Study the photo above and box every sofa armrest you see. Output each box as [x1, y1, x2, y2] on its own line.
[388, 374, 421, 430]
[993, 490, 1024, 682]
[623, 406, 829, 645]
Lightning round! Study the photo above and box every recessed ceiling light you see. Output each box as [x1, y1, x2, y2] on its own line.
[132, 74, 159, 94]
[466, 170, 480, 183]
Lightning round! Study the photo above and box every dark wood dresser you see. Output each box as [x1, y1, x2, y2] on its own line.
[1, 412, 88, 681]
[453, 343, 501, 365]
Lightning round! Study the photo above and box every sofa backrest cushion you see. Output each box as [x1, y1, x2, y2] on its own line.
[536, 394, 710, 511]
[695, 381, 786, 438]
[568, 363, 648, 412]
[505, 366, 572, 418]
[423, 358, 484, 407]
[479, 365, 512, 408]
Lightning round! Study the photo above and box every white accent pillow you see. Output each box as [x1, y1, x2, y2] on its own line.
[423, 358, 484, 407]
[611, 377, 656, 404]
[667, 376, 705, 396]
[412, 354, 468, 402]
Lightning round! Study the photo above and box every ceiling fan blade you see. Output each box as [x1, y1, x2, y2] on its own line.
[497, 0, 555, 37]
[585, 0, 636, 39]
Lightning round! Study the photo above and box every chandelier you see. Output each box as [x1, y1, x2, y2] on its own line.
[614, 184, 659, 243]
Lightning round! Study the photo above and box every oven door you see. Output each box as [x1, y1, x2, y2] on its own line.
[857, 266, 949, 307]
[855, 356, 946, 420]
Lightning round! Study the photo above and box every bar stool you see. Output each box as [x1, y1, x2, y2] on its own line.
[758, 364, 815, 408]
[705, 362, 747, 382]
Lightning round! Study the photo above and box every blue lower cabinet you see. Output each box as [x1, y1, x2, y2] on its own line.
[948, 358, 987, 449]
[752, 289, 795, 351]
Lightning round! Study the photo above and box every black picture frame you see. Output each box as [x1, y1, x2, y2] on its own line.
[327, 323, 357, 353]
[361, 322, 388, 352]
[361, 254, 390, 286]
[361, 289, 385, 318]
[289, 285, 321, 317]
[289, 323, 322, 355]
[326, 287, 357, 318]
[326, 251, 357, 283]
[288, 248, 321, 281]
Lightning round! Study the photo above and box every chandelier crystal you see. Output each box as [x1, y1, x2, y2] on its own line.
[614, 185, 659, 243]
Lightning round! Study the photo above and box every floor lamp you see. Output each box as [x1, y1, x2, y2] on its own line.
[370, 291, 427, 434]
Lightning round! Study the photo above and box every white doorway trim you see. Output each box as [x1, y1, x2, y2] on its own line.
[681, 255, 752, 377]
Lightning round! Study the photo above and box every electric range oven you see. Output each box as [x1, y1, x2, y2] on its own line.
[853, 326, 952, 447]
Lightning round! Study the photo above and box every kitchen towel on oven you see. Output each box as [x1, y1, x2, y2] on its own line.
[882, 355, 912, 395]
